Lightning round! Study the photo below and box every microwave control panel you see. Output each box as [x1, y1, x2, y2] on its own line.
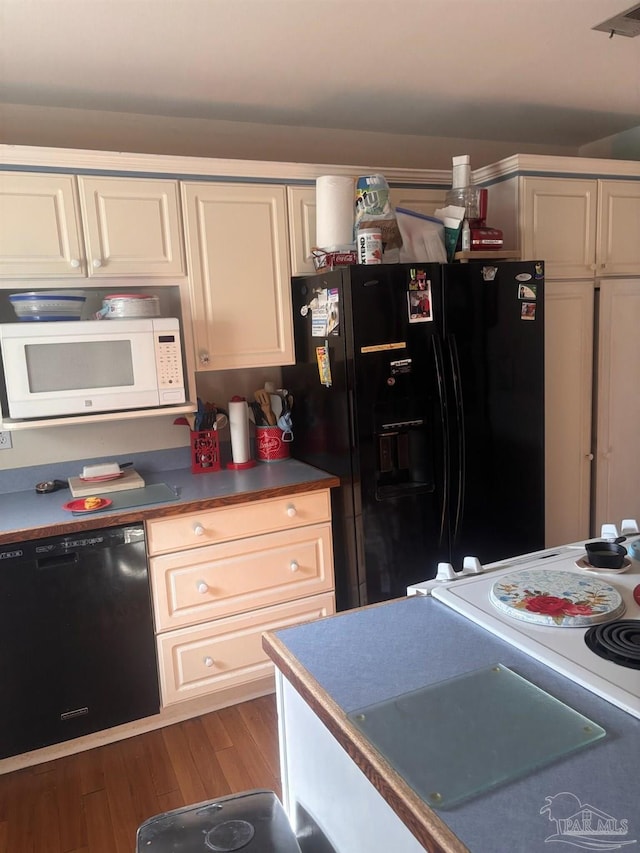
[155, 333, 185, 392]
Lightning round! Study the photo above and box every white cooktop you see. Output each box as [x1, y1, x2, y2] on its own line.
[430, 546, 640, 720]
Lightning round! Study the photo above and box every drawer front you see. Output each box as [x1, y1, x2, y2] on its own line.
[151, 523, 334, 630]
[146, 489, 331, 556]
[157, 592, 335, 706]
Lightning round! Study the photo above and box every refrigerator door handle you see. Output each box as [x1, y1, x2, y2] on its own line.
[432, 335, 449, 546]
[448, 335, 466, 543]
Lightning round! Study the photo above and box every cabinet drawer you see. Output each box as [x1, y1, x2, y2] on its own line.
[151, 523, 334, 630]
[157, 592, 335, 706]
[146, 490, 331, 556]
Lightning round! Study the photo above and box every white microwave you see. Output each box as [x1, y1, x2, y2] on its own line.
[0, 317, 186, 420]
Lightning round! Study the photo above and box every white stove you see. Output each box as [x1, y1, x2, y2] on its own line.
[409, 536, 640, 720]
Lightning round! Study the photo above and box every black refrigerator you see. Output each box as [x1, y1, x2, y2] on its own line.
[282, 261, 545, 611]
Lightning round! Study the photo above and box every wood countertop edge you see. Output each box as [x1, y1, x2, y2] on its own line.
[0, 475, 340, 544]
[262, 630, 470, 853]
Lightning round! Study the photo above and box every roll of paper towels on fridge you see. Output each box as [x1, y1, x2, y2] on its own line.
[229, 400, 251, 464]
[315, 175, 355, 250]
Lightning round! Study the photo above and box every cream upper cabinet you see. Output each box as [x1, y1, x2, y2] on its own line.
[0, 171, 185, 278]
[288, 185, 317, 276]
[78, 176, 185, 277]
[596, 180, 640, 277]
[544, 281, 595, 547]
[521, 177, 598, 279]
[287, 185, 447, 277]
[388, 187, 447, 217]
[0, 172, 85, 277]
[594, 279, 640, 533]
[182, 182, 293, 370]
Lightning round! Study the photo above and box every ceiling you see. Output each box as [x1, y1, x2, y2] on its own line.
[0, 0, 639, 149]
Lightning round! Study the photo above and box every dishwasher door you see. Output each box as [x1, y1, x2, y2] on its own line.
[0, 523, 160, 759]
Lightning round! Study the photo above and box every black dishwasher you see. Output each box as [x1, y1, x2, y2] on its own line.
[0, 523, 160, 759]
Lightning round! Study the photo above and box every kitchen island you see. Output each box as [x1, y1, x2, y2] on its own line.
[263, 594, 639, 853]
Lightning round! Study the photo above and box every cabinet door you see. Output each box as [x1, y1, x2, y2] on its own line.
[0, 172, 85, 277]
[78, 177, 185, 276]
[182, 182, 293, 370]
[544, 281, 594, 546]
[594, 279, 640, 533]
[597, 181, 640, 277]
[388, 187, 447, 217]
[522, 178, 597, 279]
[288, 185, 317, 275]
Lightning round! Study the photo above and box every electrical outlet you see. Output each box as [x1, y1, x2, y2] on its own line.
[0, 431, 13, 449]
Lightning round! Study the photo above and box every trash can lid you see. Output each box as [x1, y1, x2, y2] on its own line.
[136, 790, 302, 852]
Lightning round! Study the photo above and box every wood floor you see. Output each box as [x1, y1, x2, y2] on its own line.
[0, 694, 281, 853]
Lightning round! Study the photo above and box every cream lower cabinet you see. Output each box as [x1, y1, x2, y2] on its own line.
[147, 490, 335, 707]
[544, 281, 595, 546]
[182, 182, 293, 370]
[594, 279, 640, 533]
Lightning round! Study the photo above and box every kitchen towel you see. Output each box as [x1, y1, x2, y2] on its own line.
[315, 175, 355, 250]
[229, 399, 251, 464]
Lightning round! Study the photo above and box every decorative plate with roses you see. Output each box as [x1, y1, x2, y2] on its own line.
[490, 569, 625, 627]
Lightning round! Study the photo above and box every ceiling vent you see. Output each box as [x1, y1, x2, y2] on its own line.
[593, 2, 640, 36]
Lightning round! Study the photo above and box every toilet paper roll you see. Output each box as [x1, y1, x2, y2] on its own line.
[315, 175, 355, 250]
[229, 400, 251, 464]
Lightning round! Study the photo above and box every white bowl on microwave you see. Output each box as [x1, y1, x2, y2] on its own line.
[9, 290, 87, 321]
[100, 293, 160, 319]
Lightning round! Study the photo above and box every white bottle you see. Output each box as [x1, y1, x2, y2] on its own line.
[461, 219, 471, 252]
[452, 155, 471, 189]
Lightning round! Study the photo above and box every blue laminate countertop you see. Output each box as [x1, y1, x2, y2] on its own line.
[0, 453, 339, 544]
[265, 595, 640, 853]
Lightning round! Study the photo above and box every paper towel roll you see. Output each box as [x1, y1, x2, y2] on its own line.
[315, 175, 355, 250]
[229, 400, 251, 464]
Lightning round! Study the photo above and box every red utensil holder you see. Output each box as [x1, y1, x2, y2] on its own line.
[190, 429, 221, 474]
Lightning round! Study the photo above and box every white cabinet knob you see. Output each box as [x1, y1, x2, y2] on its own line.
[590, 263, 597, 271]
[585, 452, 594, 461]
[203, 656, 214, 668]
[197, 581, 209, 594]
[193, 523, 205, 536]
[199, 352, 210, 366]
[70, 258, 80, 268]
[92, 258, 102, 268]
[290, 560, 299, 572]
[286, 504, 297, 518]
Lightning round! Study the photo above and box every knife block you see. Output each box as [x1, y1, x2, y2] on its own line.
[190, 429, 221, 474]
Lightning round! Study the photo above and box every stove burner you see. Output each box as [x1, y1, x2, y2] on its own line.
[585, 620, 640, 670]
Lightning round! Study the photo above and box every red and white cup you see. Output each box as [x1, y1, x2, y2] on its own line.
[255, 425, 291, 462]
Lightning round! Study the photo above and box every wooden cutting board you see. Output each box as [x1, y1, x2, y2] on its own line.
[68, 468, 145, 497]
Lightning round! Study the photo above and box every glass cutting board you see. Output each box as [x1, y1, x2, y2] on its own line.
[348, 664, 605, 809]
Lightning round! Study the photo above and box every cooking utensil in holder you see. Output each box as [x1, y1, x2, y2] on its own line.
[190, 429, 221, 474]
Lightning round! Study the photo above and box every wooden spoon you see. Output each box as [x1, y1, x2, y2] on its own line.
[254, 389, 276, 425]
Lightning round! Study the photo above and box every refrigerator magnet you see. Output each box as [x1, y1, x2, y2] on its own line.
[521, 302, 537, 320]
[316, 342, 333, 386]
[407, 287, 433, 323]
[482, 266, 498, 281]
[518, 283, 537, 300]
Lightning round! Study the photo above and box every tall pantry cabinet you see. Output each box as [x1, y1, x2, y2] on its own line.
[483, 157, 640, 544]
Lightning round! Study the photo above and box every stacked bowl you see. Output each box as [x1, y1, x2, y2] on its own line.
[9, 290, 87, 321]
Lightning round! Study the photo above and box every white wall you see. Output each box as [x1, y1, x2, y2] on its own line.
[0, 103, 578, 170]
[579, 126, 640, 160]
